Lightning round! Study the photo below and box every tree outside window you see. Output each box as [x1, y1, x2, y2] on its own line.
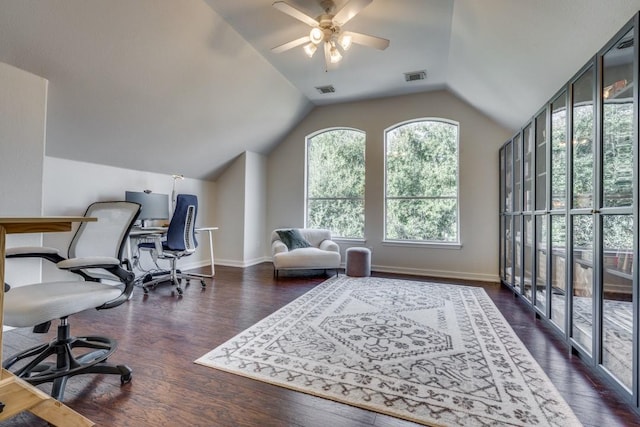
[385, 119, 459, 243]
[306, 128, 365, 238]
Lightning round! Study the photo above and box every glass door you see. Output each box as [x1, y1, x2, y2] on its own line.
[534, 109, 548, 312]
[600, 27, 635, 391]
[523, 125, 534, 300]
[505, 215, 513, 285]
[504, 141, 514, 286]
[524, 124, 534, 213]
[550, 91, 568, 332]
[570, 64, 596, 356]
[498, 147, 506, 281]
[513, 133, 523, 292]
[523, 214, 533, 300]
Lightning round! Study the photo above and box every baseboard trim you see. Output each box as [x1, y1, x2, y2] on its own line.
[215, 257, 271, 269]
[371, 264, 499, 283]
[178, 259, 211, 270]
[208, 258, 498, 283]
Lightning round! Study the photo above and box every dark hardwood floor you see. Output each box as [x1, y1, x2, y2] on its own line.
[3, 263, 640, 426]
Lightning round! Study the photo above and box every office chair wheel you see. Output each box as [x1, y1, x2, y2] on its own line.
[121, 372, 132, 385]
[176, 287, 183, 295]
[200, 280, 206, 288]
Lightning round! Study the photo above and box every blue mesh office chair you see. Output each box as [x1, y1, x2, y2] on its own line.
[138, 194, 204, 295]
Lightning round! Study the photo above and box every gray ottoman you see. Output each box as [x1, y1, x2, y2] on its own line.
[346, 247, 371, 277]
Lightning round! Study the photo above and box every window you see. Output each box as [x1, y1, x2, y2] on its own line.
[306, 128, 365, 238]
[384, 119, 459, 243]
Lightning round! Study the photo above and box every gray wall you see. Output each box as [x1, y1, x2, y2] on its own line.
[214, 151, 268, 267]
[0, 62, 47, 286]
[267, 90, 511, 282]
[41, 157, 216, 282]
[243, 152, 267, 265]
[0, 0, 310, 180]
[214, 154, 246, 266]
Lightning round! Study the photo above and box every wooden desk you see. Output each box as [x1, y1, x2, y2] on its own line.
[0, 217, 95, 426]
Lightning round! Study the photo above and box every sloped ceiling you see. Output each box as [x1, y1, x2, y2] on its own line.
[0, 0, 311, 181]
[0, 0, 639, 180]
[447, 0, 640, 131]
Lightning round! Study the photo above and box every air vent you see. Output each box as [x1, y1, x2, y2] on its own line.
[617, 38, 634, 49]
[316, 85, 335, 94]
[404, 70, 427, 82]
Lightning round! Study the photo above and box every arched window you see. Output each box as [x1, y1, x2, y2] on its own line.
[306, 128, 365, 238]
[384, 119, 459, 243]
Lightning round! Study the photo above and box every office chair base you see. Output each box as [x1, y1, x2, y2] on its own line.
[142, 275, 184, 295]
[3, 323, 132, 401]
[142, 269, 206, 296]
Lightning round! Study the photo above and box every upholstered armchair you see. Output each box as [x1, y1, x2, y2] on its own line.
[271, 228, 340, 277]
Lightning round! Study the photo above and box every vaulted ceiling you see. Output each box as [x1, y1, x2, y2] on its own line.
[1, 0, 639, 180]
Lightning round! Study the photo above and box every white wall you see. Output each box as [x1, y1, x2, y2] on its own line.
[267, 90, 511, 282]
[0, 62, 47, 286]
[213, 151, 269, 267]
[214, 154, 246, 266]
[41, 157, 216, 281]
[0, 0, 311, 180]
[243, 152, 267, 265]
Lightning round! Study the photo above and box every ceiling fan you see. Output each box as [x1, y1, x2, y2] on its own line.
[271, 0, 390, 69]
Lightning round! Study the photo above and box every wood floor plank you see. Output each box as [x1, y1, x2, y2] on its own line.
[2, 264, 639, 426]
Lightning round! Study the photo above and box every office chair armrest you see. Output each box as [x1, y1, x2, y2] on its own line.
[57, 256, 121, 270]
[99, 265, 136, 309]
[57, 257, 135, 309]
[5, 246, 65, 264]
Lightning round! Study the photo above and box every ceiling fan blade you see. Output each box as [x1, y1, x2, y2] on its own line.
[332, 0, 372, 26]
[272, 1, 319, 27]
[343, 31, 389, 50]
[272, 36, 311, 53]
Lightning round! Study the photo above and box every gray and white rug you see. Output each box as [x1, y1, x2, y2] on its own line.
[196, 276, 582, 426]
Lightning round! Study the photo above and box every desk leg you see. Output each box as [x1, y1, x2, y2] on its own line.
[190, 229, 215, 278]
[208, 229, 215, 277]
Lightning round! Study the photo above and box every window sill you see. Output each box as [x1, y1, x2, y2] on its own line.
[333, 237, 367, 245]
[382, 240, 462, 250]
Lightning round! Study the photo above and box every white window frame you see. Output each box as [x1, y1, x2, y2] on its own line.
[383, 118, 461, 247]
[305, 127, 366, 239]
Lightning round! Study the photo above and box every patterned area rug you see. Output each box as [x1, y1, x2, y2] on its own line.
[196, 276, 582, 426]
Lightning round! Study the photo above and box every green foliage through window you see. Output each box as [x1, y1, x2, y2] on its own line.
[385, 119, 459, 242]
[306, 128, 365, 238]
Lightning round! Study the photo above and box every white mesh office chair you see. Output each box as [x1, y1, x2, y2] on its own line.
[3, 201, 140, 401]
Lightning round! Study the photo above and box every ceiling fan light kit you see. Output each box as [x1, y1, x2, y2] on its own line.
[272, 0, 389, 70]
[328, 41, 342, 63]
[339, 33, 352, 51]
[303, 42, 317, 58]
[309, 27, 324, 44]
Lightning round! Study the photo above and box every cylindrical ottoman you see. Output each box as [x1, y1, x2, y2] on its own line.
[346, 247, 371, 277]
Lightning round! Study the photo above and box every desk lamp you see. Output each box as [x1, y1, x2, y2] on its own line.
[171, 174, 184, 213]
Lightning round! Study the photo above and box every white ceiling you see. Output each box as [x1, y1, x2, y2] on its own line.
[203, 0, 453, 104]
[1, 1, 639, 180]
[206, 0, 640, 130]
